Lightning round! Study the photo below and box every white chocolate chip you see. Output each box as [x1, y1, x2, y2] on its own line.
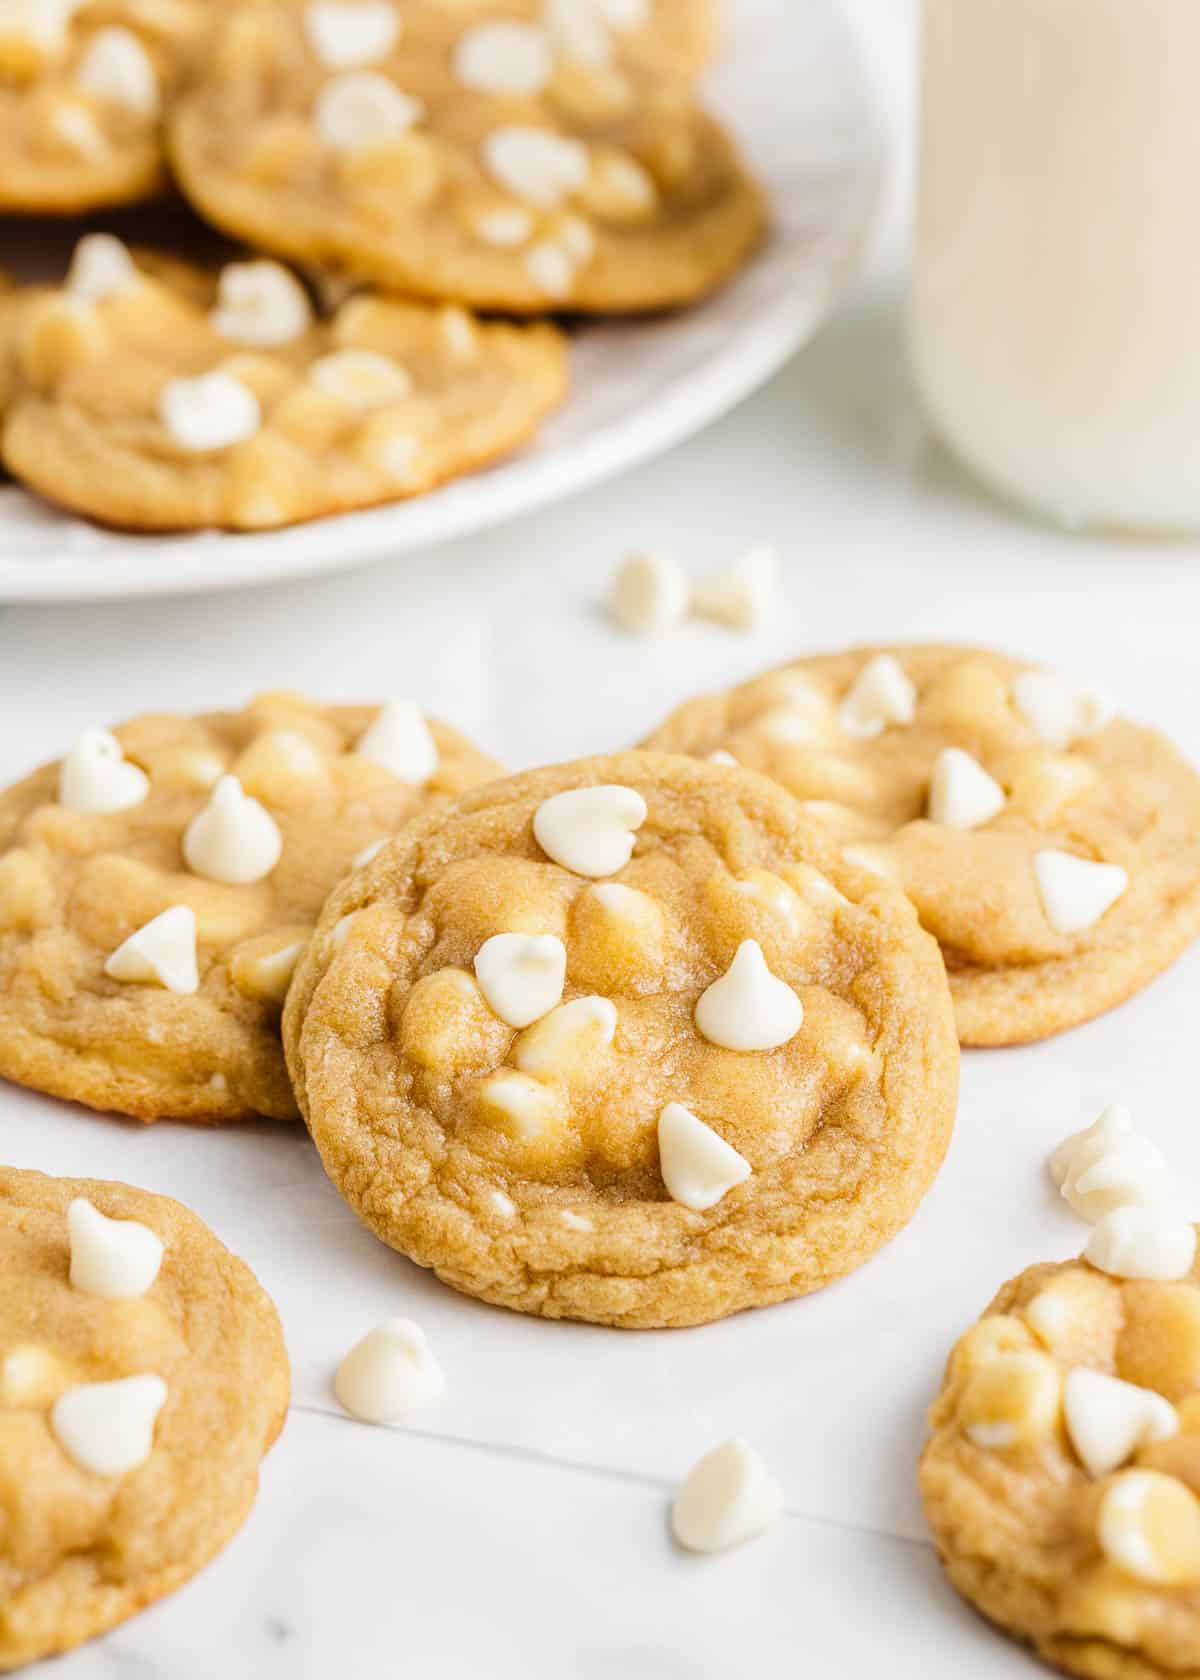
[543, 0, 612, 66]
[65, 233, 137, 302]
[1064, 1368, 1178, 1478]
[708, 750, 737, 767]
[76, 26, 158, 113]
[1013, 669, 1115, 751]
[454, 20, 551, 95]
[58, 728, 149, 814]
[609, 550, 689, 636]
[926, 747, 1006, 830]
[1052, 1106, 1179, 1224]
[474, 206, 535, 247]
[67, 1198, 163, 1300]
[525, 239, 574, 297]
[104, 906, 198, 994]
[694, 939, 803, 1053]
[483, 125, 589, 208]
[315, 71, 423, 150]
[51, 1374, 167, 1476]
[50, 102, 106, 157]
[559, 215, 594, 263]
[1050, 1104, 1133, 1191]
[514, 994, 617, 1078]
[691, 545, 779, 632]
[309, 348, 413, 408]
[560, 1209, 592, 1231]
[477, 1070, 565, 1140]
[1086, 1207, 1197, 1281]
[658, 1102, 751, 1212]
[533, 784, 646, 877]
[1034, 849, 1128, 935]
[0, 0, 78, 58]
[491, 1190, 516, 1218]
[334, 1320, 443, 1423]
[305, 1, 398, 69]
[211, 261, 314, 348]
[474, 933, 566, 1029]
[352, 837, 388, 869]
[1097, 1470, 1200, 1585]
[671, 1439, 784, 1554]
[159, 372, 261, 453]
[838, 654, 916, 739]
[439, 306, 477, 361]
[183, 775, 282, 886]
[354, 701, 438, 783]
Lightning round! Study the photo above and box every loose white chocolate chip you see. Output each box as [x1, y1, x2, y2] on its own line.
[354, 701, 438, 783]
[305, 1, 399, 69]
[1097, 1470, 1200, 1585]
[309, 348, 413, 408]
[1064, 1368, 1178, 1478]
[1086, 1206, 1197, 1281]
[1050, 1104, 1133, 1193]
[838, 654, 916, 738]
[104, 906, 198, 994]
[315, 72, 423, 150]
[211, 261, 314, 348]
[513, 994, 617, 1079]
[658, 1102, 751, 1212]
[68, 1198, 163, 1300]
[1051, 1108, 1179, 1223]
[671, 1439, 784, 1555]
[58, 728, 149, 814]
[927, 747, 1006, 830]
[183, 775, 282, 886]
[51, 1374, 167, 1476]
[454, 20, 551, 95]
[76, 26, 159, 114]
[691, 545, 779, 632]
[474, 933, 566, 1029]
[960, 1350, 1062, 1450]
[533, 784, 647, 877]
[65, 233, 138, 302]
[159, 372, 261, 453]
[1013, 669, 1115, 751]
[334, 1320, 443, 1423]
[608, 550, 689, 636]
[475, 206, 535, 247]
[483, 125, 589, 208]
[694, 940, 803, 1053]
[1035, 849, 1128, 935]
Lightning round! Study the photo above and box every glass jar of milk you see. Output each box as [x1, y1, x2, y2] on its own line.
[912, 0, 1200, 532]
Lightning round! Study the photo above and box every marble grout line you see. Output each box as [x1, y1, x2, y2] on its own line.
[284, 1398, 932, 1550]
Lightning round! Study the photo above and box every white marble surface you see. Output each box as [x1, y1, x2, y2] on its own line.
[10, 1, 1200, 1673]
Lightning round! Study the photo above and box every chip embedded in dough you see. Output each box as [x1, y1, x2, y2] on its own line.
[0, 694, 503, 1123]
[920, 1244, 1200, 1679]
[642, 644, 1200, 1046]
[166, 0, 764, 314]
[0, 1165, 288, 1669]
[284, 751, 959, 1329]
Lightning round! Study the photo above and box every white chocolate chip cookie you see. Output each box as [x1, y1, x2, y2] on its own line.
[0, 693, 502, 1123]
[166, 0, 763, 314]
[0, 240, 567, 530]
[283, 752, 958, 1329]
[0, 1165, 287, 1670]
[920, 1242, 1200, 1680]
[643, 645, 1200, 1046]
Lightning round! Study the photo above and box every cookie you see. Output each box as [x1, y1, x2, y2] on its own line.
[0, 0, 209, 214]
[643, 645, 1200, 1046]
[0, 234, 568, 531]
[167, 0, 764, 314]
[0, 1164, 288, 1670]
[920, 1242, 1200, 1680]
[0, 692, 503, 1123]
[283, 751, 958, 1329]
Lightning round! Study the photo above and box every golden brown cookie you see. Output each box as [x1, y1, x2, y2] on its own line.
[0, 233, 567, 531]
[920, 1244, 1200, 1680]
[643, 644, 1200, 1047]
[284, 751, 958, 1329]
[0, 692, 503, 1123]
[0, 1164, 288, 1670]
[167, 0, 764, 314]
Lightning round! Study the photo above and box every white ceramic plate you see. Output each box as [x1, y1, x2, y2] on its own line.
[0, 0, 883, 601]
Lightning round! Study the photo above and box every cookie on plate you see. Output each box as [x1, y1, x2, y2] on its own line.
[643, 645, 1200, 1046]
[0, 1164, 288, 1670]
[167, 0, 764, 314]
[920, 1241, 1200, 1679]
[0, 234, 567, 531]
[0, 692, 503, 1123]
[284, 751, 958, 1329]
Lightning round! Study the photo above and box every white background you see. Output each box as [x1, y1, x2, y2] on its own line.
[10, 3, 1200, 1675]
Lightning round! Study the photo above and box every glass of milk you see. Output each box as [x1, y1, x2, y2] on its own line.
[911, 0, 1200, 533]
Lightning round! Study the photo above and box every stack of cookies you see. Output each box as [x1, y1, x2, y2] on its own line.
[0, 0, 766, 531]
